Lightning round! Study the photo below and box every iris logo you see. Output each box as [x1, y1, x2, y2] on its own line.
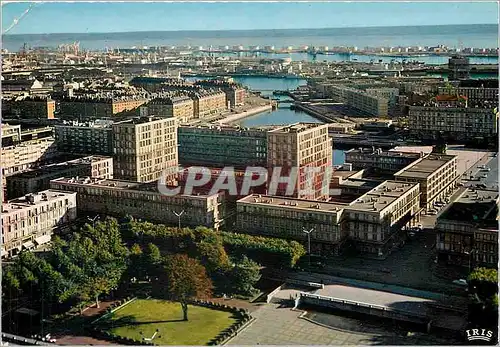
[465, 329, 494, 342]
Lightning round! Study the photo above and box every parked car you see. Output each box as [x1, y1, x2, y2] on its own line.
[452, 279, 468, 286]
[428, 210, 438, 215]
[481, 174, 488, 179]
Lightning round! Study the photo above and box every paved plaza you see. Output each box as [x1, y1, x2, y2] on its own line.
[227, 303, 459, 345]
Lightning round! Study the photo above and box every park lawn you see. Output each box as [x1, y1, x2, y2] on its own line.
[104, 299, 236, 345]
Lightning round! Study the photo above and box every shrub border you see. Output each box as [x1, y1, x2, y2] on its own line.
[188, 299, 253, 346]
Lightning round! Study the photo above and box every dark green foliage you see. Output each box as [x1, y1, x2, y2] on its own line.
[468, 268, 498, 331]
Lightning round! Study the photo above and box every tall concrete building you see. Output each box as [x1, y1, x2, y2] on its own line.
[267, 123, 332, 200]
[178, 125, 268, 168]
[55, 120, 114, 155]
[112, 117, 178, 182]
[448, 55, 470, 81]
[1, 190, 78, 258]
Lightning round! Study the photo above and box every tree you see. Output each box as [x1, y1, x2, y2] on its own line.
[468, 268, 498, 331]
[230, 256, 262, 296]
[162, 254, 213, 321]
[196, 233, 231, 274]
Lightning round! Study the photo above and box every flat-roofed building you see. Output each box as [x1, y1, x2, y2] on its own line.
[408, 104, 498, 142]
[267, 123, 332, 200]
[436, 188, 498, 268]
[1, 124, 22, 147]
[194, 80, 246, 108]
[437, 87, 498, 102]
[1, 190, 77, 258]
[236, 180, 420, 257]
[50, 177, 225, 230]
[146, 95, 194, 123]
[448, 55, 470, 81]
[6, 156, 113, 199]
[55, 120, 114, 155]
[345, 148, 423, 174]
[1, 138, 58, 177]
[394, 153, 458, 212]
[112, 117, 178, 182]
[326, 86, 389, 117]
[178, 124, 268, 168]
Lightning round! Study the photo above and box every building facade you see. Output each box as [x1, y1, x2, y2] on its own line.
[146, 95, 195, 123]
[436, 188, 498, 268]
[1, 190, 78, 258]
[394, 153, 458, 212]
[112, 117, 178, 182]
[448, 56, 470, 81]
[178, 125, 268, 168]
[60, 96, 147, 119]
[408, 106, 498, 142]
[50, 178, 225, 230]
[267, 123, 332, 200]
[236, 180, 420, 257]
[55, 120, 114, 155]
[189, 90, 227, 118]
[3, 97, 56, 119]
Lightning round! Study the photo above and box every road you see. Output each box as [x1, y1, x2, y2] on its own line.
[463, 154, 498, 189]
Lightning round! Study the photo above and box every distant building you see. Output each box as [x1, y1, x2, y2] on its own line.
[3, 97, 56, 119]
[437, 86, 498, 102]
[178, 124, 268, 168]
[60, 96, 147, 119]
[112, 117, 178, 182]
[146, 95, 194, 123]
[188, 89, 227, 118]
[55, 120, 114, 155]
[267, 123, 332, 200]
[6, 156, 113, 199]
[50, 178, 225, 230]
[1, 124, 22, 147]
[1, 190, 77, 258]
[236, 180, 420, 257]
[408, 105, 498, 142]
[394, 153, 458, 212]
[195, 80, 246, 108]
[1, 79, 44, 93]
[448, 55, 470, 81]
[436, 188, 498, 268]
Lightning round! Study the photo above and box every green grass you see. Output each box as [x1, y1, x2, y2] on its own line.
[101, 299, 236, 345]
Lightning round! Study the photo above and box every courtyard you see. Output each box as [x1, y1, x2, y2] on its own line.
[99, 299, 237, 345]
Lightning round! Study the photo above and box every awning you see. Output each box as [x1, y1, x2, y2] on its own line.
[34, 234, 51, 246]
[22, 241, 35, 250]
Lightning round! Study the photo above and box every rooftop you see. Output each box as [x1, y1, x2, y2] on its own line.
[394, 154, 456, 179]
[10, 156, 112, 179]
[50, 177, 219, 198]
[269, 122, 327, 134]
[2, 190, 76, 214]
[439, 188, 499, 227]
[238, 180, 418, 214]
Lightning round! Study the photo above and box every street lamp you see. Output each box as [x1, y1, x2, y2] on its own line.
[302, 227, 314, 268]
[172, 210, 185, 229]
[464, 249, 476, 272]
[87, 215, 99, 229]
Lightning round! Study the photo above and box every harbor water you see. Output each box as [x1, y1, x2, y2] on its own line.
[226, 76, 346, 165]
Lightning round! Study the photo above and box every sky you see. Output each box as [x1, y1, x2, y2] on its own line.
[2, 1, 498, 35]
